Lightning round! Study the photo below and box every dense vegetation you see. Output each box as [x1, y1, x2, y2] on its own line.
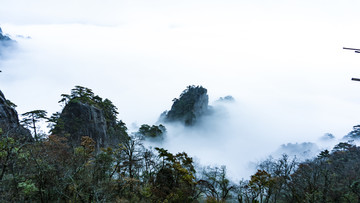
[1, 86, 360, 202]
[138, 124, 166, 139]
[56, 85, 120, 128]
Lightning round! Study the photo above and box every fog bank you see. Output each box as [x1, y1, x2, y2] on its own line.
[2, 0, 360, 180]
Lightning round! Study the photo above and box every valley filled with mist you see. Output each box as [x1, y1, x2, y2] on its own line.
[2, 1, 360, 202]
[2, 23, 360, 180]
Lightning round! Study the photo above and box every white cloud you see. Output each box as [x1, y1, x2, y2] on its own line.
[1, 0, 360, 179]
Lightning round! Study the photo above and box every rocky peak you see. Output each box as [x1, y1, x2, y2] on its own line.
[0, 27, 12, 42]
[162, 85, 209, 125]
[58, 101, 107, 150]
[0, 90, 32, 141]
[0, 27, 15, 56]
[52, 86, 127, 150]
[0, 90, 20, 128]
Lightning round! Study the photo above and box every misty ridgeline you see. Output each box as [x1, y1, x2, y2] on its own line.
[1, 83, 360, 203]
[2, 27, 360, 202]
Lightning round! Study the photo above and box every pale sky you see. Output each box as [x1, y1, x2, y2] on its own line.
[1, 0, 360, 179]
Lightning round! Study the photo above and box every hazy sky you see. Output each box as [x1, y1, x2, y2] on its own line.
[1, 0, 360, 179]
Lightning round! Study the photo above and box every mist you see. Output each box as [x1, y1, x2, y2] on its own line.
[2, 0, 360, 180]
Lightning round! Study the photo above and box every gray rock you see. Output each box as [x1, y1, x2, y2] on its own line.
[0, 90, 20, 128]
[0, 90, 32, 141]
[59, 101, 107, 150]
[193, 93, 209, 120]
[163, 85, 209, 125]
[0, 28, 12, 42]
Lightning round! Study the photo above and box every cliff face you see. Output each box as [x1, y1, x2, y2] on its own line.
[163, 85, 209, 125]
[0, 90, 32, 141]
[59, 101, 107, 150]
[0, 91, 20, 128]
[52, 86, 128, 150]
[193, 93, 209, 119]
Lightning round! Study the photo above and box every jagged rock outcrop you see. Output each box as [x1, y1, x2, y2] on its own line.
[0, 91, 19, 128]
[343, 125, 360, 140]
[0, 27, 16, 57]
[162, 85, 209, 125]
[0, 27, 14, 46]
[52, 86, 128, 150]
[0, 90, 32, 141]
[58, 101, 107, 150]
[217, 95, 235, 102]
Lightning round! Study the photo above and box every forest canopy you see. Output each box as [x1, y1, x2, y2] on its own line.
[1, 86, 360, 202]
